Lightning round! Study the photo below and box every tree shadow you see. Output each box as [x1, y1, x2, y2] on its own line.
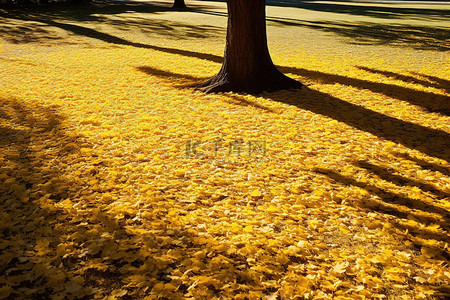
[195, 8, 450, 52]
[313, 167, 450, 224]
[312, 167, 450, 262]
[356, 66, 450, 91]
[0, 95, 266, 298]
[308, 21, 450, 52]
[0, 96, 86, 297]
[201, 0, 449, 20]
[0, 1, 172, 22]
[279, 66, 450, 116]
[0, 1, 223, 45]
[267, 87, 450, 162]
[136, 65, 205, 82]
[126, 41, 450, 162]
[0, 14, 225, 62]
[410, 72, 450, 94]
[393, 151, 450, 177]
[80, 37, 447, 117]
[1, 0, 213, 19]
[353, 160, 449, 200]
[0, 18, 65, 44]
[135, 65, 277, 112]
[208, 0, 450, 21]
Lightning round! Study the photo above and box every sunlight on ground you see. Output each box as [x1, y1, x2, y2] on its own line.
[1, 0, 449, 299]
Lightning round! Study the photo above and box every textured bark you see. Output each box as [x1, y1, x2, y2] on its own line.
[200, 0, 302, 93]
[172, 0, 186, 9]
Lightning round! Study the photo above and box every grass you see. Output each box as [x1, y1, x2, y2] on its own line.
[0, 0, 449, 299]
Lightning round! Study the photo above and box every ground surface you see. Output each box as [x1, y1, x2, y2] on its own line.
[1, 0, 450, 299]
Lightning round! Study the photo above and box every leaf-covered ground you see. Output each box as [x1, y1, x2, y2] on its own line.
[1, 0, 449, 299]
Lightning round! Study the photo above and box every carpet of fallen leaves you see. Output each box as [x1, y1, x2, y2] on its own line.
[1, 1, 450, 300]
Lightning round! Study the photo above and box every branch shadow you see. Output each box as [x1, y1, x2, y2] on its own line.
[0, 18, 65, 44]
[0, 16, 225, 64]
[136, 65, 205, 82]
[135, 65, 277, 113]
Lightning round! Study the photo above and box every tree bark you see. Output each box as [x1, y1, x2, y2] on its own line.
[199, 0, 302, 94]
[172, 0, 186, 9]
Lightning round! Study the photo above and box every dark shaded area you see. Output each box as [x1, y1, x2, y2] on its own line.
[0, 96, 85, 297]
[225, 94, 277, 112]
[0, 0, 211, 20]
[262, 14, 450, 51]
[0, 125, 24, 145]
[0, 1, 223, 44]
[0, 18, 64, 43]
[435, 286, 450, 299]
[0, 0, 84, 8]
[270, 0, 449, 21]
[3, 18, 223, 61]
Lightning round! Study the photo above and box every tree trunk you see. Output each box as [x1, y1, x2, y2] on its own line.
[199, 0, 302, 94]
[172, 0, 186, 9]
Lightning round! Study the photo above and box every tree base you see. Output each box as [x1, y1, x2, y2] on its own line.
[198, 70, 303, 94]
[172, 3, 187, 9]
